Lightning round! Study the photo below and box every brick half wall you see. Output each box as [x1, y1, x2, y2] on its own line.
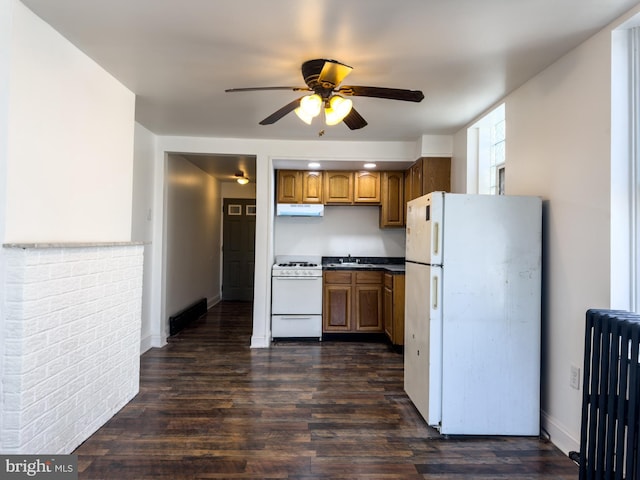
[1, 244, 144, 453]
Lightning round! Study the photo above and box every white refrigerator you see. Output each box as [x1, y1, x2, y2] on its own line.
[404, 192, 542, 435]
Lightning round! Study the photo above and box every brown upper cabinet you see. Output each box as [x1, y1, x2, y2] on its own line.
[422, 157, 451, 196]
[405, 157, 451, 202]
[302, 171, 323, 203]
[324, 171, 354, 204]
[380, 171, 404, 228]
[277, 170, 301, 203]
[407, 161, 422, 203]
[353, 171, 381, 204]
[277, 170, 323, 204]
[276, 159, 448, 225]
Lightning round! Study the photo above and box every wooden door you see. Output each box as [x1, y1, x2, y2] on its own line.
[302, 171, 323, 203]
[277, 170, 301, 203]
[354, 171, 381, 203]
[354, 271, 383, 332]
[323, 285, 352, 331]
[222, 198, 256, 301]
[410, 159, 423, 201]
[380, 171, 404, 227]
[383, 274, 394, 340]
[422, 157, 451, 195]
[355, 285, 383, 331]
[324, 171, 353, 204]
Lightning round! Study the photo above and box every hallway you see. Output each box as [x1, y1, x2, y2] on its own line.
[74, 301, 577, 479]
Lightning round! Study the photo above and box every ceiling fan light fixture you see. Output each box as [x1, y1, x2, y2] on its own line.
[295, 94, 322, 124]
[235, 171, 249, 185]
[324, 95, 353, 126]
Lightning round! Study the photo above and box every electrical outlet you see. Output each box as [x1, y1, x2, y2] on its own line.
[570, 365, 581, 390]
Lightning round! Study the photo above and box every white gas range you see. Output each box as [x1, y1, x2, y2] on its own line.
[271, 255, 322, 340]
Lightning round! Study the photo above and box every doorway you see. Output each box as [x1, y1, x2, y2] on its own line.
[222, 198, 256, 301]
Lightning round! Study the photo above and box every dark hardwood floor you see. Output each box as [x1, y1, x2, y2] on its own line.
[74, 301, 578, 479]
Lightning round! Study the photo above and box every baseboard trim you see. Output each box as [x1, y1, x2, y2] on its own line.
[207, 295, 222, 309]
[541, 410, 580, 455]
[251, 334, 271, 348]
[140, 334, 152, 354]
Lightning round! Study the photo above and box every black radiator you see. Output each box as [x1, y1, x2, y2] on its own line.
[579, 309, 640, 480]
[169, 297, 207, 336]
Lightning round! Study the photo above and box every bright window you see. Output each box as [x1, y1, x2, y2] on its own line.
[468, 103, 505, 195]
[490, 118, 506, 195]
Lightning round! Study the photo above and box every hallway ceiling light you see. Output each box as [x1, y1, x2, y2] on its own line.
[235, 172, 249, 185]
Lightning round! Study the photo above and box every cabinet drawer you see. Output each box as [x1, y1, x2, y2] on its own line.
[384, 273, 393, 289]
[355, 271, 383, 284]
[324, 271, 353, 284]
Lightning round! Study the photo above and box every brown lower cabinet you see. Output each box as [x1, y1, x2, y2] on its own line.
[323, 270, 383, 332]
[383, 272, 405, 346]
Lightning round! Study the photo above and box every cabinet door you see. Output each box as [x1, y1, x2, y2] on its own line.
[410, 160, 423, 201]
[323, 285, 352, 331]
[384, 285, 394, 340]
[277, 170, 301, 203]
[380, 171, 404, 227]
[354, 171, 381, 204]
[324, 171, 354, 204]
[391, 274, 405, 346]
[422, 157, 451, 195]
[355, 285, 383, 331]
[302, 171, 323, 204]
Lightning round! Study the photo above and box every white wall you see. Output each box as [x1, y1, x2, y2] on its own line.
[165, 155, 221, 319]
[5, 0, 135, 243]
[221, 181, 257, 199]
[450, 5, 640, 455]
[506, 27, 612, 454]
[451, 128, 469, 193]
[0, 0, 11, 450]
[132, 123, 156, 352]
[1, 0, 140, 453]
[275, 206, 405, 257]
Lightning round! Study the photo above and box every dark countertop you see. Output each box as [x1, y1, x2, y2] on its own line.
[322, 256, 405, 273]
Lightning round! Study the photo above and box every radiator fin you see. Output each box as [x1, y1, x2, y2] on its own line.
[580, 309, 640, 480]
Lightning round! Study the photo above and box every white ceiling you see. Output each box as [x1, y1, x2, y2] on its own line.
[19, 0, 640, 173]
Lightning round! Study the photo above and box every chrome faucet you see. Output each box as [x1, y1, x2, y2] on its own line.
[339, 254, 359, 264]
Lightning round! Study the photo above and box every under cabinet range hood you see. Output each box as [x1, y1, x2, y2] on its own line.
[276, 203, 324, 217]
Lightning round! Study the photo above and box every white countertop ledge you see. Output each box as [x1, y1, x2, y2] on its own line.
[3, 241, 146, 249]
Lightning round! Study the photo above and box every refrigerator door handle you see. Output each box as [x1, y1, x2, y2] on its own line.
[432, 275, 438, 309]
[433, 222, 440, 255]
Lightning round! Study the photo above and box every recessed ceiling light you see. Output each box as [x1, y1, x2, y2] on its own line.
[308, 162, 321, 168]
[364, 163, 377, 169]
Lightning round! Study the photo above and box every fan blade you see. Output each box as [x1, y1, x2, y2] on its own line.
[342, 106, 368, 130]
[318, 60, 353, 88]
[338, 85, 424, 102]
[258, 97, 303, 125]
[225, 86, 310, 93]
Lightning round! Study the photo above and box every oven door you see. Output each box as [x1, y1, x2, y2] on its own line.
[271, 276, 322, 315]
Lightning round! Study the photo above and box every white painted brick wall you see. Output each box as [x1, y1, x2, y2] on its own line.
[1, 244, 144, 453]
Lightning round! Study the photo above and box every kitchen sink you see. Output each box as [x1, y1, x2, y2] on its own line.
[325, 263, 377, 268]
